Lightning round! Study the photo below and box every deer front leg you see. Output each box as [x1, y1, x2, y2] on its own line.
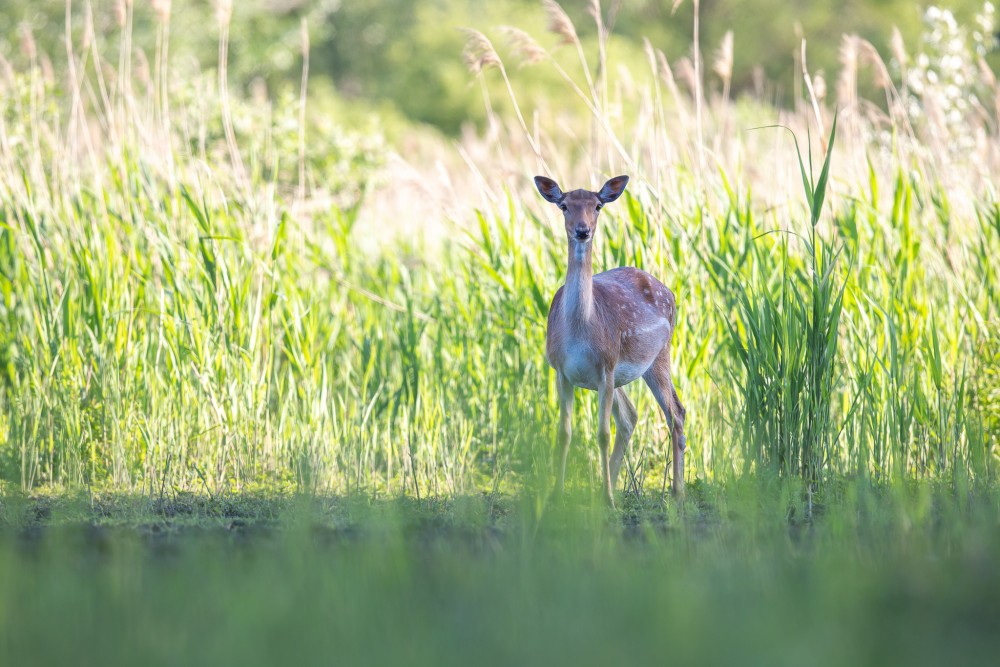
[597, 372, 615, 509]
[555, 373, 574, 496]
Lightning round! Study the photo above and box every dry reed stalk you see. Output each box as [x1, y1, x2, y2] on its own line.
[114, 0, 135, 151]
[298, 18, 310, 205]
[19, 24, 37, 61]
[64, 0, 82, 161]
[674, 57, 697, 97]
[497, 23, 634, 172]
[890, 26, 908, 71]
[461, 28, 501, 74]
[152, 0, 171, 23]
[215, 0, 232, 27]
[499, 27, 546, 67]
[642, 38, 667, 182]
[655, 48, 689, 125]
[215, 0, 248, 196]
[977, 57, 1000, 133]
[859, 39, 892, 91]
[589, 0, 612, 169]
[812, 72, 827, 104]
[543, 0, 577, 45]
[542, 0, 598, 110]
[713, 30, 733, 105]
[672, 0, 706, 171]
[801, 39, 826, 139]
[153, 0, 174, 178]
[113, 0, 126, 28]
[462, 29, 547, 172]
[837, 34, 859, 112]
[858, 37, 921, 173]
[85, 2, 114, 140]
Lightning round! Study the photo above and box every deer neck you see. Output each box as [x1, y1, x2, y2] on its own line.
[564, 239, 595, 324]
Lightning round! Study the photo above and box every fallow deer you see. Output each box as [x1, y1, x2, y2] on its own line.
[535, 175, 686, 508]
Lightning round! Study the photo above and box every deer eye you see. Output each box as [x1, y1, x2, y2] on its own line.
[596, 204, 602, 211]
[559, 203, 568, 211]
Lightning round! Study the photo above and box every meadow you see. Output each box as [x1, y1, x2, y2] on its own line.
[1, 1, 1000, 664]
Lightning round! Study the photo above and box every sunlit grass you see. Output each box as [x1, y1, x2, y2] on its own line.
[0, 3, 997, 501]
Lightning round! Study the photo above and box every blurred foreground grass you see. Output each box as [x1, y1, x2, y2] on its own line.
[3, 483, 1000, 667]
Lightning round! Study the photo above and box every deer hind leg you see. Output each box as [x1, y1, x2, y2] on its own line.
[610, 388, 637, 490]
[642, 346, 687, 498]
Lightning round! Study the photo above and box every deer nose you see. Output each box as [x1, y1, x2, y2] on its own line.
[574, 227, 591, 241]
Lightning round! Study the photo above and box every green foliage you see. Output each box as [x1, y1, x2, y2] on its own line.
[2, 0, 995, 134]
[725, 115, 846, 483]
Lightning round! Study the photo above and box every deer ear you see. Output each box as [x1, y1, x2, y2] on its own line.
[597, 175, 629, 204]
[534, 176, 564, 204]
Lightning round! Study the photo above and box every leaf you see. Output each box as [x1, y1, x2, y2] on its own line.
[811, 109, 838, 227]
[272, 211, 289, 262]
[181, 186, 211, 234]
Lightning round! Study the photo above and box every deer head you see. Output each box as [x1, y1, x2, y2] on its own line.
[534, 175, 629, 243]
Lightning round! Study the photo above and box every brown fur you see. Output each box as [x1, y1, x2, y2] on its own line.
[545, 268, 676, 383]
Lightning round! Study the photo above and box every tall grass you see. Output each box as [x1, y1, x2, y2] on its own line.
[0, 1, 997, 500]
[726, 115, 846, 491]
